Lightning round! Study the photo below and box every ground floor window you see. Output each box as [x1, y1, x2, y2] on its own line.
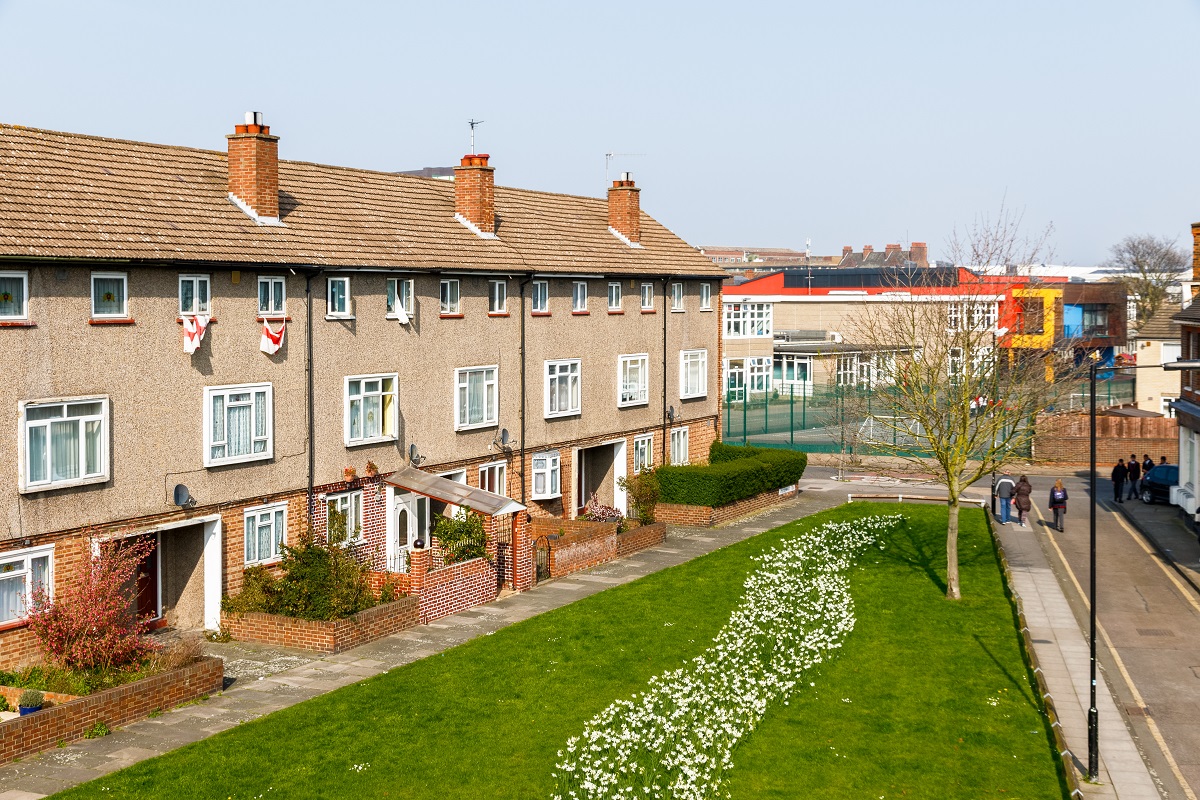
[633, 434, 653, 473]
[327, 491, 363, 545]
[480, 461, 507, 494]
[532, 451, 561, 499]
[0, 545, 52, 623]
[670, 427, 689, 465]
[245, 503, 287, 565]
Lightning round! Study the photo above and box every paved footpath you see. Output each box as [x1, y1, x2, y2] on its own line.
[0, 479, 1159, 798]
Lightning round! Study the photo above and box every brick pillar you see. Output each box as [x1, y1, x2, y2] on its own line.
[512, 512, 534, 592]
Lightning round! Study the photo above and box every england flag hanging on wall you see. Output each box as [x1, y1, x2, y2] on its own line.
[182, 314, 210, 354]
[260, 320, 285, 354]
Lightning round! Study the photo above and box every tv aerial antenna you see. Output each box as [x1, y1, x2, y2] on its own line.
[605, 151, 645, 184]
[468, 119, 485, 154]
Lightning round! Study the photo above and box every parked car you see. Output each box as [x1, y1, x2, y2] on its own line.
[1140, 464, 1179, 504]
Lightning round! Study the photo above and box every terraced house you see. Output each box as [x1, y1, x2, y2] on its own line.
[0, 115, 723, 665]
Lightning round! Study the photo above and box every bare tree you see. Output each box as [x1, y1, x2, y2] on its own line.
[1107, 234, 1188, 328]
[845, 209, 1079, 599]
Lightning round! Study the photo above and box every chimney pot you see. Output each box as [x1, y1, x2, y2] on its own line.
[843, 246, 852, 256]
[863, 245, 874, 255]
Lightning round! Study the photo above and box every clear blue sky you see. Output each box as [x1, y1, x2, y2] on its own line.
[1, 0, 1196, 265]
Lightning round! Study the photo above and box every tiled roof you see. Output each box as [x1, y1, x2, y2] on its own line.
[1136, 302, 1181, 340]
[1172, 301, 1200, 326]
[0, 124, 724, 277]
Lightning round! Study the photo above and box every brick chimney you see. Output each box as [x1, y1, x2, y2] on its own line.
[1192, 224, 1200, 283]
[911, 242, 929, 268]
[227, 112, 279, 222]
[608, 172, 641, 245]
[863, 245, 874, 257]
[843, 245, 852, 256]
[454, 153, 496, 237]
[885, 243, 901, 262]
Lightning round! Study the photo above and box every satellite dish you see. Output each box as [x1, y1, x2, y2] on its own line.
[173, 484, 190, 507]
[667, 405, 677, 422]
[409, 443, 425, 466]
[500, 428, 510, 446]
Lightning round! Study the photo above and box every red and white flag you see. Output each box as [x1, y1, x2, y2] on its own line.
[182, 314, 210, 354]
[260, 320, 285, 354]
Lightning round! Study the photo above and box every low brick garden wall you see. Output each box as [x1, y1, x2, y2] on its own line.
[654, 484, 798, 528]
[221, 596, 419, 654]
[0, 686, 80, 710]
[0, 656, 224, 767]
[530, 519, 668, 579]
[417, 557, 499, 624]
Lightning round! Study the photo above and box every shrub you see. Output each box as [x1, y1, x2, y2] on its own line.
[221, 566, 277, 614]
[655, 446, 807, 508]
[84, 721, 111, 738]
[26, 535, 160, 673]
[0, 695, 9, 712]
[580, 492, 624, 524]
[618, 470, 661, 523]
[433, 506, 487, 564]
[222, 541, 376, 621]
[18, 689, 43, 709]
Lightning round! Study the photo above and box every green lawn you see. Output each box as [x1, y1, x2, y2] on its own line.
[53, 504, 1066, 799]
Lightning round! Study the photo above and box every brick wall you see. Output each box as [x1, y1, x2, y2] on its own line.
[221, 596, 419, 653]
[616, 522, 667, 556]
[414, 557, 498, 624]
[654, 484, 798, 528]
[0, 686, 80, 709]
[1033, 413, 1179, 465]
[528, 518, 667, 579]
[0, 656, 223, 767]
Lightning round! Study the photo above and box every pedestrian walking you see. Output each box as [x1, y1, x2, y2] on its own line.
[1142, 454, 1154, 493]
[1126, 455, 1141, 501]
[1014, 475, 1033, 527]
[1048, 479, 1068, 532]
[994, 470, 1016, 525]
[1111, 459, 1128, 503]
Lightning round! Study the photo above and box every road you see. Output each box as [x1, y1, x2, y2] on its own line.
[802, 465, 1200, 800]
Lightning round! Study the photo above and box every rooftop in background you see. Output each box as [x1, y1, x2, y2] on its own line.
[724, 264, 1067, 297]
[974, 263, 1192, 284]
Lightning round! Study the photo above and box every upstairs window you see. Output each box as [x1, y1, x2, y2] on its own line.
[0, 271, 29, 320]
[21, 398, 109, 491]
[0, 545, 52, 624]
[489, 280, 508, 314]
[723, 302, 772, 338]
[608, 282, 622, 311]
[387, 278, 414, 319]
[204, 384, 273, 467]
[345, 374, 398, 445]
[258, 276, 286, 317]
[1083, 304, 1109, 336]
[619, 354, 649, 407]
[699, 283, 712, 311]
[641, 283, 655, 310]
[532, 280, 549, 313]
[680, 349, 708, 399]
[455, 366, 498, 430]
[671, 282, 684, 311]
[327, 276, 352, 318]
[91, 272, 128, 319]
[546, 359, 582, 417]
[179, 275, 211, 316]
[572, 281, 588, 313]
[440, 279, 461, 314]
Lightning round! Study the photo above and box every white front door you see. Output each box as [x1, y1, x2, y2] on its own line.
[389, 492, 429, 573]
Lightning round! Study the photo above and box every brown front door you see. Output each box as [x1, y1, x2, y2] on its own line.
[131, 533, 160, 623]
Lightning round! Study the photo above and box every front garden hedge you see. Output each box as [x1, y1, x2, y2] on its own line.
[655, 442, 807, 507]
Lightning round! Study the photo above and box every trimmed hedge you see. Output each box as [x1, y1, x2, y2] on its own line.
[655, 443, 807, 507]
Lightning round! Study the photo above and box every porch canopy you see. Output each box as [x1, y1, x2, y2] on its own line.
[383, 465, 526, 516]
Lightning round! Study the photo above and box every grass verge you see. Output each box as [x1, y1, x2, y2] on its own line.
[50, 503, 1065, 799]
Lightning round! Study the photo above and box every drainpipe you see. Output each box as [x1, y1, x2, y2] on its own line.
[305, 268, 324, 526]
[519, 276, 531, 506]
[662, 275, 670, 465]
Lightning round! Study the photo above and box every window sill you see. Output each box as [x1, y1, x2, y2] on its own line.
[531, 311, 551, 317]
[531, 494, 563, 502]
[346, 436, 398, 448]
[0, 320, 35, 328]
[257, 315, 292, 322]
[545, 411, 581, 420]
[440, 313, 465, 320]
[455, 421, 499, 432]
[0, 618, 30, 634]
[204, 453, 273, 468]
[384, 313, 413, 321]
[488, 312, 510, 318]
[670, 309, 686, 313]
[176, 316, 218, 324]
[618, 400, 650, 408]
[20, 473, 110, 494]
[680, 393, 707, 400]
[245, 557, 283, 569]
[700, 308, 714, 312]
[608, 309, 624, 315]
[571, 310, 590, 316]
[325, 314, 356, 322]
[640, 309, 657, 314]
[89, 318, 134, 326]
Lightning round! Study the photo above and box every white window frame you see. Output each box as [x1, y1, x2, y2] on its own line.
[203, 383, 274, 467]
[244, 502, 287, 565]
[440, 279, 461, 314]
[608, 282, 622, 311]
[641, 282, 655, 310]
[0, 544, 53, 624]
[680, 349, 708, 399]
[258, 276, 286, 318]
[0, 271, 29, 321]
[455, 365, 499, 430]
[90, 271, 128, 319]
[531, 451, 561, 499]
[699, 283, 712, 311]
[178, 274, 211, 317]
[326, 491, 364, 545]
[386, 277, 414, 319]
[618, 353, 649, 407]
[633, 434, 653, 474]
[545, 359, 582, 418]
[479, 461, 507, 495]
[572, 281, 588, 312]
[489, 280, 508, 314]
[436, 469, 469, 521]
[723, 302, 772, 338]
[532, 280, 549, 313]
[19, 397, 110, 492]
[775, 354, 813, 387]
[670, 282, 685, 312]
[747, 356, 771, 393]
[670, 427, 690, 466]
[327, 276, 352, 318]
[344, 373, 399, 446]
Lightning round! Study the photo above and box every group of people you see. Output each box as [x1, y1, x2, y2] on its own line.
[1111, 454, 1164, 503]
[993, 453, 1170, 533]
[993, 473, 1066, 530]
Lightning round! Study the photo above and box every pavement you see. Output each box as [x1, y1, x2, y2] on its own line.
[0, 469, 1175, 799]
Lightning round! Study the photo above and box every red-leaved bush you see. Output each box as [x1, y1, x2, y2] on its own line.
[26, 536, 160, 672]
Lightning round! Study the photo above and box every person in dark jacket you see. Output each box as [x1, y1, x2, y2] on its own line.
[1126, 455, 1141, 501]
[1048, 479, 1068, 532]
[1111, 459, 1128, 503]
[1014, 475, 1033, 527]
[994, 471, 1016, 525]
[1142, 454, 1154, 493]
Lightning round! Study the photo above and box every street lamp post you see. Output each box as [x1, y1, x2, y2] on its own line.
[1086, 358, 1197, 781]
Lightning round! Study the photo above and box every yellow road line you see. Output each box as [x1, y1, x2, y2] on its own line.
[1034, 504, 1198, 800]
